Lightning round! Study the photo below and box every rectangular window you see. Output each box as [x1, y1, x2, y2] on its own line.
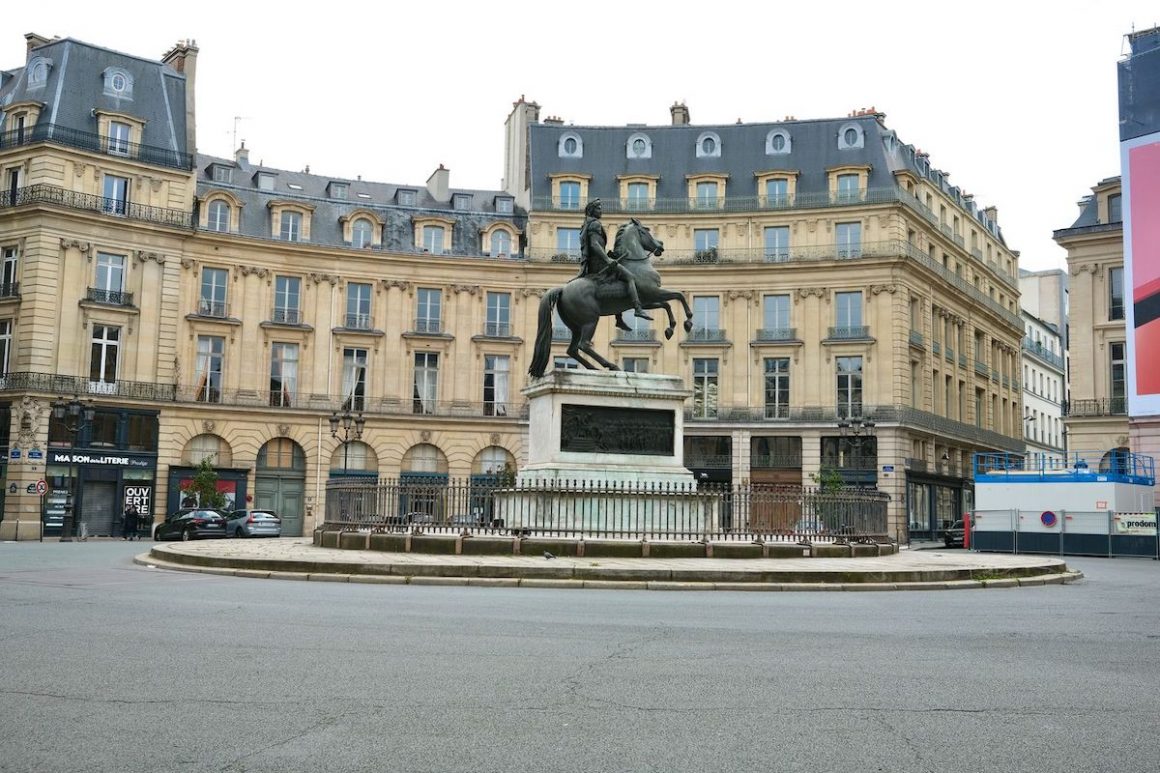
[763, 357, 790, 419]
[213, 166, 233, 183]
[273, 275, 301, 324]
[102, 174, 129, 215]
[695, 181, 718, 208]
[423, 225, 445, 254]
[692, 295, 720, 339]
[483, 354, 510, 416]
[622, 357, 649, 373]
[836, 356, 863, 418]
[346, 282, 372, 329]
[1111, 342, 1125, 412]
[765, 178, 788, 206]
[553, 356, 581, 370]
[835, 222, 862, 258]
[835, 291, 863, 334]
[692, 357, 719, 418]
[195, 335, 224, 403]
[485, 291, 511, 337]
[762, 294, 791, 338]
[1108, 193, 1122, 223]
[413, 351, 439, 414]
[1, 246, 17, 295]
[257, 173, 275, 191]
[911, 361, 920, 408]
[88, 325, 120, 388]
[280, 211, 302, 242]
[559, 181, 581, 210]
[627, 182, 649, 211]
[0, 319, 10, 375]
[269, 343, 298, 407]
[342, 348, 367, 411]
[199, 268, 228, 317]
[557, 227, 580, 256]
[107, 121, 130, 156]
[763, 226, 789, 262]
[691, 227, 719, 259]
[416, 288, 442, 333]
[94, 252, 125, 304]
[836, 173, 860, 202]
[1109, 267, 1124, 321]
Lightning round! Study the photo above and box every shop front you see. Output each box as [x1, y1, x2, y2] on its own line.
[44, 449, 157, 537]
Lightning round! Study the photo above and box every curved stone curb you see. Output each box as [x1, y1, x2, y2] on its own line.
[134, 551, 1083, 592]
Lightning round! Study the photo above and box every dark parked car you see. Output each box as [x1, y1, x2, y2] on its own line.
[944, 520, 965, 549]
[154, 509, 228, 541]
[225, 509, 282, 538]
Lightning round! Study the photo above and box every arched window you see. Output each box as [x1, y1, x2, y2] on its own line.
[473, 446, 514, 476]
[491, 229, 512, 257]
[558, 132, 583, 158]
[182, 433, 233, 467]
[627, 133, 652, 159]
[402, 443, 448, 474]
[766, 130, 791, 155]
[257, 438, 305, 471]
[352, 218, 373, 249]
[207, 200, 230, 233]
[696, 132, 721, 158]
[329, 440, 377, 476]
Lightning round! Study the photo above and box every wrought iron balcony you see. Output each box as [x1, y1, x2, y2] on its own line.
[270, 308, 303, 325]
[827, 326, 870, 340]
[532, 186, 908, 215]
[908, 329, 924, 347]
[482, 321, 512, 337]
[687, 327, 728, 343]
[944, 347, 954, 362]
[0, 123, 194, 170]
[1022, 338, 1064, 370]
[86, 287, 134, 306]
[0, 282, 20, 299]
[412, 318, 443, 335]
[974, 359, 989, 376]
[1065, 398, 1127, 417]
[933, 341, 941, 355]
[0, 184, 193, 228]
[616, 328, 657, 342]
[344, 313, 373, 330]
[750, 453, 803, 469]
[757, 328, 796, 342]
[197, 299, 230, 318]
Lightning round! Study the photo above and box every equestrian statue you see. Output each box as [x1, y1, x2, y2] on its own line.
[528, 199, 693, 378]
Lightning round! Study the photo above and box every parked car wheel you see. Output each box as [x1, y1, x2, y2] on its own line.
[181, 528, 193, 542]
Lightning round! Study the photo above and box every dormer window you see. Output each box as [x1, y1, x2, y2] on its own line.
[397, 189, 417, 206]
[696, 132, 721, 158]
[256, 173, 276, 191]
[26, 57, 51, 89]
[101, 68, 134, 99]
[453, 193, 472, 211]
[211, 165, 233, 184]
[559, 132, 583, 158]
[838, 123, 864, 149]
[495, 196, 514, 214]
[627, 133, 652, 160]
[766, 130, 791, 155]
[329, 182, 348, 199]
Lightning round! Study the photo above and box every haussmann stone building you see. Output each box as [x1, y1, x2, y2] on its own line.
[0, 34, 1026, 541]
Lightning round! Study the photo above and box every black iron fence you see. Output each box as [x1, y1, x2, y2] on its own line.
[0, 123, 194, 170]
[324, 478, 890, 542]
[0, 184, 193, 228]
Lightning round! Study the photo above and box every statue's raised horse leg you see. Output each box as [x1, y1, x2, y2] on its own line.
[642, 301, 677, 339]
[647, 289, 693, 333]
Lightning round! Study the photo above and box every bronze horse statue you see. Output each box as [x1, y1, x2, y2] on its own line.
[528, 218, 693, 377]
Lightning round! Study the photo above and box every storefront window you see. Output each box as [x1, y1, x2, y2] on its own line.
[126, 413, 158, 452]
[89, 411, 119, 448]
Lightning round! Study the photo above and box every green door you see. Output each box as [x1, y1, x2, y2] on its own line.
[256, 439, 307, 536]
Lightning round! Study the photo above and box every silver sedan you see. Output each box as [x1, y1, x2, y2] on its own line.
[224, 509, 282, 538]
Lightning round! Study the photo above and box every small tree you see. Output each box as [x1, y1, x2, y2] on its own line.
[809, 467, 845, 533]
[182, 457, 227, 509]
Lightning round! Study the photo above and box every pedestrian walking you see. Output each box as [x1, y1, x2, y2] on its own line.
[122, 503, 139, 541]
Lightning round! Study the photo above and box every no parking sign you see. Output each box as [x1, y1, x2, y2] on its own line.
[1041, 511, 1058, 528]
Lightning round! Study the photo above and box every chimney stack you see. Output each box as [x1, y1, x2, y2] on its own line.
[162, 39, 199, 155]
[671, 102, 690, 126]
[24, 33, 55, 55]
[427, 164, 450, 203]
[235, 141, 249, 166]
[543, 115, 564, 126]
[983, 205, 998, 224]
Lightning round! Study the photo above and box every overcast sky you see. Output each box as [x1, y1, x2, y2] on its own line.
[4, 1, 1157, 271]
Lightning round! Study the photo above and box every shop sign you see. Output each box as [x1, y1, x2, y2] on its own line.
[124, 485, 152, 515]
[49, 451, 151, 468]
[1114, 512, 1157, 536]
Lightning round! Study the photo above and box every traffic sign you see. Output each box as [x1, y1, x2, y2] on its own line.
[35, 479, 47, 495]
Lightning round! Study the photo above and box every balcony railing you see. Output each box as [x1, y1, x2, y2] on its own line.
[0, 123, 194, 170]
[86, 287, 134, 306]
[1065, 398, 1127, 417]
[944, 347, 954, 362]
[270, 308, 303, 325]
[412, 318, 443, 335]
[344, 313, 372, 330]
[532, 186, 905, 215]
[1022, 338, 1065, 370]
[750, 453, 803, 469]
[0, 184, 193, 228]
[933, 341, 941, 355]
[827, 326, 870, 340]
[0, 282, 19, 299]
[908, 329, 924, 347]
[482, 321, 512, 337]
[687, 328, 728, 343]
[616, 329, 657, 342]
[756, 328, 796, 342]
[974, 359, 989, 376]
[197, 299, 230, 318]
[552, 327, 571, 342]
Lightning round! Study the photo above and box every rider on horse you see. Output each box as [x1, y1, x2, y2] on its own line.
[577, 198, 652, 330]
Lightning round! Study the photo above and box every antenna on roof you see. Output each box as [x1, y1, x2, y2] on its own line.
[232, 116, 250, 153]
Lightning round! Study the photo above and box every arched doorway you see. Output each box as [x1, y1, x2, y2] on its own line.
[328, 440, 378, 479]
[400, 443, 448, 521]
[255, 438, 306, 536]
[166, 434, 248, 517]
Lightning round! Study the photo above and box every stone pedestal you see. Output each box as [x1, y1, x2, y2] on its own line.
[518, 370, 696, 486]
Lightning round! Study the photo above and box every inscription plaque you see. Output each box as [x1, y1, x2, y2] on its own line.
[560, 404, 675, 456]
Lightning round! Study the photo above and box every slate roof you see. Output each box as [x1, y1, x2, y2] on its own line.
[0, 36, 188, 158]
[529, 113, 1006, 243]
[196, 152, 524, 253]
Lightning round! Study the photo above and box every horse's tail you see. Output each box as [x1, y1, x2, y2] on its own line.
[528, 287, 563, 378]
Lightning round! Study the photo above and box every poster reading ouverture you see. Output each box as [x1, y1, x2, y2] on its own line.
[1121, 131, 1160, 417]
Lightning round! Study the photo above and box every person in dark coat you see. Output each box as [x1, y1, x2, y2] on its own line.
[122, 504, 140, 540]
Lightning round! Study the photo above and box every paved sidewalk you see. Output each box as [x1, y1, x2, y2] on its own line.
[138, 538, 1082, 591]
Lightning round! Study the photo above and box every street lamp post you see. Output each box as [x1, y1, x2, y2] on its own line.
[51, 395, 95, 542]
[837, 417, 876, 484]
[328, 409, 365, 475]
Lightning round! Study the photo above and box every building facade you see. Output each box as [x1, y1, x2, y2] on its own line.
[0, 36, 1026, 542]
[1055, 177, 1129, 460]
[1020, 311, 1065, 458]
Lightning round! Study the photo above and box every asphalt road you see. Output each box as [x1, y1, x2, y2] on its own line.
[2, 541, 1158, 773]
